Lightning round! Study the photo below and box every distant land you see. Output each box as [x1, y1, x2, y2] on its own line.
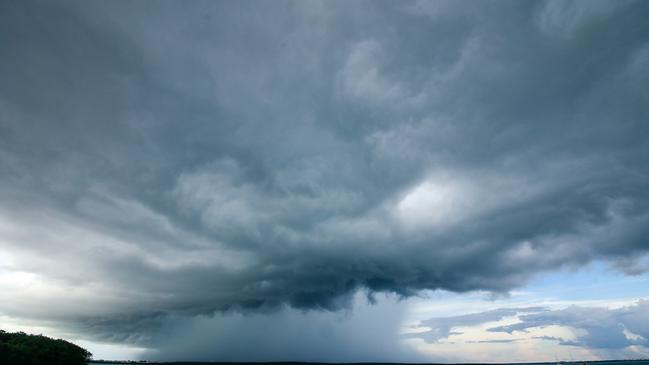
[0, 330, 91, 365]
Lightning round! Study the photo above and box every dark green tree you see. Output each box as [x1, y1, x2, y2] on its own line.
[0, 330, 92, 365]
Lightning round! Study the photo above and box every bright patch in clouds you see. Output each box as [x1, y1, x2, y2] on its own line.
[396, 178, 470, 229]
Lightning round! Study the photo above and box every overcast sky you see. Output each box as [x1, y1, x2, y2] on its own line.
[1, 0, 649, 362]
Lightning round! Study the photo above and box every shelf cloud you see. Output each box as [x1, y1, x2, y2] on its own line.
[1, 0, 648, 357]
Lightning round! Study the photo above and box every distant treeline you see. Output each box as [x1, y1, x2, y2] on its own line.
[0, 330, 91, 365]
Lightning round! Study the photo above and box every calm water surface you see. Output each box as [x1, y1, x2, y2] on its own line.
[88, 361, 649, 365]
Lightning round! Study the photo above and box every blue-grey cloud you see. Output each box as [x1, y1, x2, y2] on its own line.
[1, 0, 649, 358]
[141, 294, 429, 363]
[406, 307, 546, 343]
[410, 301, 649, 358]
[488, 301, 649, 350]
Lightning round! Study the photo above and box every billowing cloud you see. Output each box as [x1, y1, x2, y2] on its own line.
[1, 0, 649, 358]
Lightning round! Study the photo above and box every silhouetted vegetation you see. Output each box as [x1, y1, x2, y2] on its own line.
[0, 330, 91, 365]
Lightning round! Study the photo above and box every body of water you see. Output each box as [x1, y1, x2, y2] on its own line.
[88, 361, 649, 365]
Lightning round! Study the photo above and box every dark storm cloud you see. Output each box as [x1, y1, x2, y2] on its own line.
[1, 0, 649, 353]
[141, 294, 429, 363]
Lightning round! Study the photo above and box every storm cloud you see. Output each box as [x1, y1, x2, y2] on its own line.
[1, 0, 649, 354]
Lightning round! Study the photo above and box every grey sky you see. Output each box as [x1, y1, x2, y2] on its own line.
[1, 0, 649, 360]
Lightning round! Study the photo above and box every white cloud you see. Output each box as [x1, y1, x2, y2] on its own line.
[393, 170, 545, 232]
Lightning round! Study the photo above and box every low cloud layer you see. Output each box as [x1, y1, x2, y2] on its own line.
[489, 301, 649, 350]
[1, 0, 649, 356]
[409, 307, 546, 343]
[410, 301, 649, 358]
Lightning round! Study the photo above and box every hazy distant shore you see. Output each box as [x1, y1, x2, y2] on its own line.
[87, 360, 649, 365]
